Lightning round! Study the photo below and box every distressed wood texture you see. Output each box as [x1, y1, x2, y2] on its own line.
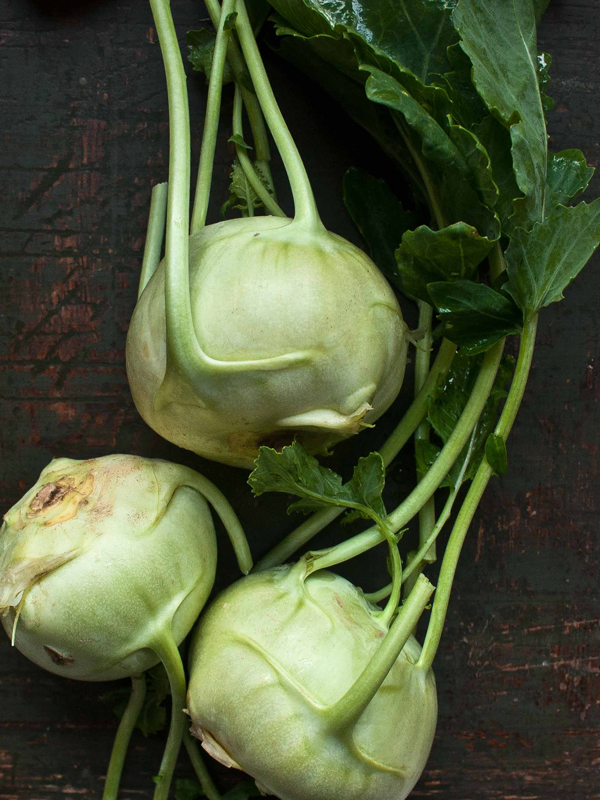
[0, 1, 599, 799]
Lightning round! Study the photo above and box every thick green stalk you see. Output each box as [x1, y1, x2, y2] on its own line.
[232, 85, 285, 217]
[253, 337, 457, 572]
[151, 635, 188, 800]
[234, 0, 321, 229]
[191, 0, 236, 232]
[326, 574, 434, 732]
[138, 182, 168, 298]
[418, 315, 538, 671]
[102, 675, 146, 800]
[309, 339, 504, 572]
[183, 731, 221, 800]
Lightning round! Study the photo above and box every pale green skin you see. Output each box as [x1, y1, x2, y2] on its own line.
[0, 455, 217, 681]
[187, 564, 437, 800]
[126, 217, 408, 468]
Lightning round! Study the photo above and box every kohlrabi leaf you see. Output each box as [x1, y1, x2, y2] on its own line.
[229, 133, 253, 150]
[221, 159, 263, 217]
[269, 0, 459, 83]
[343, 168, 414, 288]
[505, 200, 600, 317]
[472, 115, 522, 230]
[101, 664, 169, 737]
[186, 29, 234, 85]
[537, 51, 554, 116]
[419, 353, 515, 487]
[453, 0, 548, 226]
[397, 222, 494, 303]
[363, 67, 499, 239]
[428, 280, 523, 354]
[249, 442, 386, 522]
[546, 150, 595, 209]
[485, 433, 508, 475]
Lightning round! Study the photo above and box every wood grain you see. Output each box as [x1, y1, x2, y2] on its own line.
[0, 1, 599, 798]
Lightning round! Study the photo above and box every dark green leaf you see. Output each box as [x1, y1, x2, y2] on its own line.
[537, 51, 554, 116]
[547, 149, 595, 209]
[454, 0, 547, 227]
[269, 0, 459, 83]
[534, 0, 550, 23]
[472, 115, 521, 230]
[100, 664, 169, 738]
[505, 200, 600, 317]
[485, 433, 508, 475]
[224, 11, 238, 30]
[175, 779, 202, 800]
[397, 222, 495, 303]
[223, 781, 264, 800]
[229, 133, 253, 150]
[343, 168, 414, 288]
[421, 353, 514, 486]
[248, 442, 386, 522]
[186, 29, 234, 85]
[428, 280, 523, 354]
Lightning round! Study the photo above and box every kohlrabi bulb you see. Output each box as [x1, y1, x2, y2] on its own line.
[0, 454, 223, 681]
[187, 562, 437, 800]
[126, 216, 408, 469]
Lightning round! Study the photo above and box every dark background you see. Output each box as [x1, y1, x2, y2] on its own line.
[1, 0, 599, 798]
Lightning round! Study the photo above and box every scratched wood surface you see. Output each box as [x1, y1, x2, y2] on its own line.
[1, 0, 599, 798]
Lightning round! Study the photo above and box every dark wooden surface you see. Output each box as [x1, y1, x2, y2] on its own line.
[1, 1, 599, 798]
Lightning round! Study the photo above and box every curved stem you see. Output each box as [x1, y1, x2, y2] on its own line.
[139, 182, 168, 298]
[183, 730, 221, 800]
[253, 338, 457, 572]
[191, 0, 237, 232]
[326, 574, 434, 732]
[378, 540, 402, 628]
[234, 0, 321, 228]
[413, 301, 436, 571]
[151, 634, 188, 800]
[232, 85, 286, 217]
[418, 315, 538, 671]
[102, 675, 146, 800]
[184, 469, 253, 574]
[308, 339, 505, 572]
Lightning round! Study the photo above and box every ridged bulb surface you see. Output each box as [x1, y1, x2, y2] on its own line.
[187, 564, 437, 800]
[0, 455, 217, 681]
[127, 217, 407, 468]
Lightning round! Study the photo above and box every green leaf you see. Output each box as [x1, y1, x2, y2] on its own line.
[537, 51, 554, 116]
[428, 280, 523, 354]
[397, 222, 495, 303]
[343, 168, 414, 288]
[269, 0, 460, 83]
[248, 442, 386, 522]
[472, 115, 521, 230]
[223, 782, 264, 800]
[485, 433, 508, 475]
[420, 353, 514, 486]
[186, 29, 234, 85]
[221, 159, 263, 218]
[547, 149, 595, 210]
[505, 200, 600, 317]
[175, 779, 202, 800]
[228, 133, 253, 150]
[454, 0, 547, 227]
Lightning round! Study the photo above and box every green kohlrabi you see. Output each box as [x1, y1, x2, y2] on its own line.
[125, 0, 408, 469]
[187, 563, 436, 800]
[0, 454, 251, 800]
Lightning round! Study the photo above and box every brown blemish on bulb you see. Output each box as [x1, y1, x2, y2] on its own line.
[43, 645, 75, 666]
[30, 482, 69, 513]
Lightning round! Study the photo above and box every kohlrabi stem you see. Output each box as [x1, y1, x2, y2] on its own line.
[151, 634, 188, 800]
[309, 339, 504, 572]
[379, 540, 402, 628]
[183, 730, 221, 800]
[418, 315, 538, 672]
[232, 85, 286, 217]
[191, 0, 236, 232]
[138, 182, 168, 298]
[253, 338, 457, 572]
[326, 574, 435, 733]
[102, 674, 146, 800]
[233, 0, 322, 228]
[414, 301, 436, 569]
[183, 468, 253, 573]
[203, 0, 276, 199]
[367, 430, 477, 605]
